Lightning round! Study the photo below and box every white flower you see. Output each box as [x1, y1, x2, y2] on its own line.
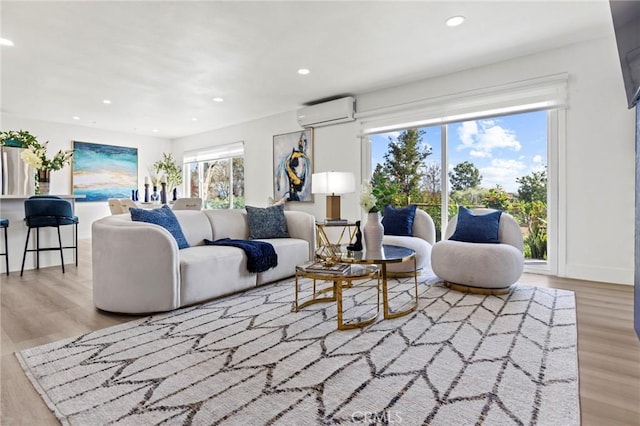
[21, 148, 43, 170]
[360, 181, 378, 212]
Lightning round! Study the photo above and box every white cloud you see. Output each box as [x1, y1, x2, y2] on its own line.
[455, 120, 522, 156]
[470, 150, 491, 158]
[532, 154, 544, 163]
[378, 131, 401, 140]
[480, 158, 527, 192]
[491, 158, 526, 170]
[478, 125, 522, 151]
[458, 121, 478, 147]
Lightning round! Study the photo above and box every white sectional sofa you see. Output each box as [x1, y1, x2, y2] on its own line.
[92, 209, 316, 314]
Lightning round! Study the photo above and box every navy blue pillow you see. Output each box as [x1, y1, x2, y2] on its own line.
[245, 204, 289, 239]
[381, 204, 417, 236]
[130, 205, 190, 249]
[449, 206, 502, 244]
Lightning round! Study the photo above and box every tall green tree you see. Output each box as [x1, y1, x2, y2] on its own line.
[449, 161, 482, 192]
[374, 129, 431, 204]
[516, 169, 547, 203]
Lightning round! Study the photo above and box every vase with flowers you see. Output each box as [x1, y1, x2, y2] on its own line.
[360, 180, 384, 253]
[1, 130, 73, 195]
[153, 153, 183, 203]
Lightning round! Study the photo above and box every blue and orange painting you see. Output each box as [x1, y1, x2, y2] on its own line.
[72, 141, 137, 202]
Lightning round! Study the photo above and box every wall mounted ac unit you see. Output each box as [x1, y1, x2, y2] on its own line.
[297, 96, 356, 128]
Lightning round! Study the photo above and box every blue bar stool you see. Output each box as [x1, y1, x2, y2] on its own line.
[0, 218, 8, 275]
[20, 197, 79, 276]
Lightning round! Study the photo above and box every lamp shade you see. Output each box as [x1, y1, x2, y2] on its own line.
[311, 171, 355, 195]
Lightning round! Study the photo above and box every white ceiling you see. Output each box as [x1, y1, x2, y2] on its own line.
[1, 1, 614, 139]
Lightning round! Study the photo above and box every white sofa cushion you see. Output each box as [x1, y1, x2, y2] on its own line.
[175, 210, 214, 246]
[255, 238, 310, 285]
[179, 245, 257, 306]
[205, 209, 250, 240]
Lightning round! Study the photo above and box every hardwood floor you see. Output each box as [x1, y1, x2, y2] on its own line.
[2, 240, 639, 425]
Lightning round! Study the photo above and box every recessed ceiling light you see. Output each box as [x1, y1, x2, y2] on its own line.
[73, 116, 80, 120]
[103, 99, 111, 104]
[0, 38, 14, 46]
[297, 68, 310, 75]
[446, 16, 465, 27]
[191, 117, 198, 122]
[212, 97, 224, 103]
[152, 129, 159, 133]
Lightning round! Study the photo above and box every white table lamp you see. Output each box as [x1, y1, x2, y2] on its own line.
[311, 171, 355, 220]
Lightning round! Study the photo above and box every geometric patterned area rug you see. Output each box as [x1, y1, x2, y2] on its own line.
[16, 277, 579, 425]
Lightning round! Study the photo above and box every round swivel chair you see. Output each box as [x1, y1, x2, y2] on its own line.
[431, 208, 524, 292]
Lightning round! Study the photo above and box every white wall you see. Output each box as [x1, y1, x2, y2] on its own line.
[174, 35, 635, 285]
[0, 116, 171, 238]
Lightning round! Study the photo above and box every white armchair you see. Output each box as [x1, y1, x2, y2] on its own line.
[383, 208, 436, 275]
[431, 208, 524, 291]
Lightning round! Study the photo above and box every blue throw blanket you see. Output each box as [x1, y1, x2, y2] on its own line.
[204, 238, 278, 273]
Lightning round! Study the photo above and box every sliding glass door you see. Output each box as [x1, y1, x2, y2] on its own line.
[369, 110, 549, 266]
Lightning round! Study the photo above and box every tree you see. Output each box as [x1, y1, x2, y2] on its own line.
[371, 165, 404, 209]
[483, 185, 512, 210]
[423, 161, 441, 196]
[449, 161, 482, 192]
[516, 169, 547, 203]
[232, 157, 245, 208]
[375, 129, 431, 204]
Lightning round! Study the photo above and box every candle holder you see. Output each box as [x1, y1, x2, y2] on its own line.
[150, 185, 160, 204]
[161, 182, 167, 204]
[144, 183, 149, 203]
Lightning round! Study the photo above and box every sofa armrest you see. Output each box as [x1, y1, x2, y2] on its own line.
[284, 210, 316, 261]
[92, 218, 181, 313]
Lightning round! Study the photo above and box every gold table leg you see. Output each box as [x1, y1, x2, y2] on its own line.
[336, 272, 380, 330]
[294, 271, 336, 312]
[295, 268, 380, 330]
[381, 256, 418, 319]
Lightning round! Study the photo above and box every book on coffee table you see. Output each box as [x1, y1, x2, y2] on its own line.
[303, 261, 351, 275]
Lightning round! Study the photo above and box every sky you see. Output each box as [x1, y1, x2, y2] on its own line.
[370, 110, 547, 193]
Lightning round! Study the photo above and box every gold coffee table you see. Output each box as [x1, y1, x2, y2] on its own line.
[294, 262, 380, 330]
[341, 244, 418, 320]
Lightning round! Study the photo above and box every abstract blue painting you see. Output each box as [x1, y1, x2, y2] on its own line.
[72, 141, 137, 202]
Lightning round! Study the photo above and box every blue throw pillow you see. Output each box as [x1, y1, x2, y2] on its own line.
[245, 204, 289, 239]
[381, 204, 417, 236]
[449, 206, 502, 244]
[130, 205, 190, 249]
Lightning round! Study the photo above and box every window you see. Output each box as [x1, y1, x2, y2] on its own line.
[369, 111, 551, 270]
[362, 75, 565, 273]
[183, 142, 245, 209]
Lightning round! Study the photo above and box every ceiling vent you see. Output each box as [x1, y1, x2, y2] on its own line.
[297, 96, 356, 128]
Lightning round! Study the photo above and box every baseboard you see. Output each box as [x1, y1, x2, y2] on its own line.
[563, 263, 633, 286]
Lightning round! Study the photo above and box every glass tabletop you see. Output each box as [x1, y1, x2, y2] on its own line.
[340, 244, 415, 264]
[296, 261, 379, 278]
